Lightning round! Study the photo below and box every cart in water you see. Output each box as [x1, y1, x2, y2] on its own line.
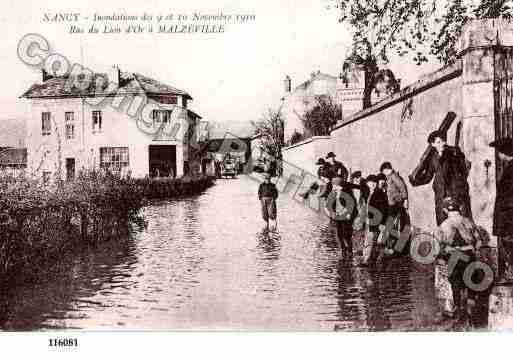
[221, 159, 237, 179]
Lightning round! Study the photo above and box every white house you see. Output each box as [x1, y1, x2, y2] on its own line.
[281, 67, 397, 145]
[21, 66, 204, 180]
[281, 71, 339, 144]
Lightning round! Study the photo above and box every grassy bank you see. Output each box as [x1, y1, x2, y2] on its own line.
[0, 173, 215, 284]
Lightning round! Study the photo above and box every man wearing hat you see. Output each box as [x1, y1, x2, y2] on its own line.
[326, 176, 358, 257]
[362, 174, 389, 266]
[302, 158, 332, 200]
[410, 130, 472, 225]
[380, 162, 410, 251]
[490, 138, 513, 280]
[435, 196, 484, 322]
[326, 152, 349, 183]
[258, 173, 279, 232]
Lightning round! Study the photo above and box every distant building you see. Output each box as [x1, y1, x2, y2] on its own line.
[0, 147, 27, 177]
[281, 66, 400, 144]
[21, 67, 205, 180]
[281, 71, 339, 144]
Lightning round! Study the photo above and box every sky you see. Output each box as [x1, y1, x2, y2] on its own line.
[0, 0, 441, 138]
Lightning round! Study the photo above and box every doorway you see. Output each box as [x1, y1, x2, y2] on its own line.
[149, 145, 177, 178]
[66, 158, 75, 181]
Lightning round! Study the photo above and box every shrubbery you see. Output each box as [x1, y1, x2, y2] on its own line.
[0, 172, 215, 283]
[0, 172, 145, 282]
[134, 175, 214, 199]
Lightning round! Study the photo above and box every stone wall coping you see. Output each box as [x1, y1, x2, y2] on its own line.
[283, 135, 332, 151]
[332, 60, 463, 131]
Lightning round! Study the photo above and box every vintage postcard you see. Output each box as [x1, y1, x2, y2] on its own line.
[1, 0, 513, 348]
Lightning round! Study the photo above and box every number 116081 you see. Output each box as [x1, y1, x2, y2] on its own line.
[49, 338, 78, 347]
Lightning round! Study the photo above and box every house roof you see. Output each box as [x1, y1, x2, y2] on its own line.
[187, 109, 202, 119]
[21, 70, 192, 101]
[294, 71, 337, 91]
[0, 148, 27, 166]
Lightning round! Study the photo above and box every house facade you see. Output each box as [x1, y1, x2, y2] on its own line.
[281, 71, 339, 144]
[281, 67, 399, 145]
[21, 67, 204, 180]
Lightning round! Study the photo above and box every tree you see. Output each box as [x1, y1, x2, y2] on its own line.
[300, 95, 343, 136]
[251, 108, 285, 175]
[330, 0, 513, 108]
[432, 0, 512, 63]
[289, 130, 305, 145]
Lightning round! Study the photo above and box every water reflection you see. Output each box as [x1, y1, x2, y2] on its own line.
[0, 177, 445, 330]
[0, 236, 138, 330]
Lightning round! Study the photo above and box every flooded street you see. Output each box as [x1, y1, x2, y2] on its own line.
[0, 176, 440, 330]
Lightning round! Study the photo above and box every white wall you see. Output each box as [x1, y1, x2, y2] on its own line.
[26, 96, 188, 179]
[331, 71, 463, 231]
[282, 136, 334, 194]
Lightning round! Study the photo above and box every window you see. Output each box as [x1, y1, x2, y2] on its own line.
[42, 112, 51, 136]
[100, 147, 129, 174]
[92, 111, 102, 133]
[151, 109, 172, 127]
[65, 112, 75, 140]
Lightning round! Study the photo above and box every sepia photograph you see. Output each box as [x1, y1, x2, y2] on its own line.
[1, 1, 513, 352]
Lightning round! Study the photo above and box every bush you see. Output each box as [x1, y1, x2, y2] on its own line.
[0, 172, 145, 283]
[132, 175, 215, 199]
[0, 173, 215, 283]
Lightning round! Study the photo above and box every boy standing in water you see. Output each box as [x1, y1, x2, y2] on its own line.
[258, 173, 279, 232]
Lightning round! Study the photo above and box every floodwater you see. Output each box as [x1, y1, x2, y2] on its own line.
[0, 176, 441, 331]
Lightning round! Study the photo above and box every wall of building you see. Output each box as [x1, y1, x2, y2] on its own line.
[331, 65, 463, 231]
[26, 96, 188, 179]
[282, 136, 334, 179]
[277, 19, 512, 241]
[282, 73, 338, 143]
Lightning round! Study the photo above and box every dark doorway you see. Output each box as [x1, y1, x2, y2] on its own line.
[149, 145, 176, 178]
[66, 158, 75, 181]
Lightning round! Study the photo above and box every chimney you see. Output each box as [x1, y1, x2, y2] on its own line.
[108, 65, 120, 86]
[284, 75, 291, 93]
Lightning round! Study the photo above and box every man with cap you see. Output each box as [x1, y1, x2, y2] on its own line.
[411, 130, 472, 225]
[435, 196, 484, 323]
[380, 162, 410, 252]
[362, 174, 389, 266]
[302, 158, 332, 200]
[258, 173, 279, 232]
[490, 138, 513, 281]
[380, 162, 408, 211]
[350, 171, 368, 245]
[377, 173, 387, 192]
[326, 152, 349, 182]
[325, 176, 358, 257]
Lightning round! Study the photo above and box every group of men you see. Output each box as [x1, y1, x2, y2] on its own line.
[305, 152, 410, 266]
[315, 131, 513, 325]
[256, 128, 513, 325]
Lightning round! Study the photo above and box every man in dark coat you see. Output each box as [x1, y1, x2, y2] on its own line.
[490, 138, 513, 281]
[302, 158, 331, 200]
[326, 152, 349, 182]
[410, 130, 472, 226]
[326, 176, 358, 257]
[361, 175, 389, 266]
